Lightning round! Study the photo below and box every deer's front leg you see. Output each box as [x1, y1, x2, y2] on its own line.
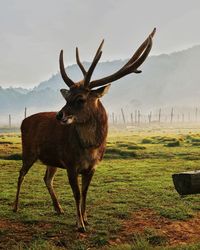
[81, 169, 95, 225]
[44, 166, 64, 214]
[67, 170, 86, 232]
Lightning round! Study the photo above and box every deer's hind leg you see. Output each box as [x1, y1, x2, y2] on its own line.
[13, 155, 37, 212]
[44, 166, 64, 214]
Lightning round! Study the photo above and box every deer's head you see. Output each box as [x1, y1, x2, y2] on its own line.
[56, 28, 156, 125]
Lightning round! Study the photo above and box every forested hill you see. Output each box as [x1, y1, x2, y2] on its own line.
[1, 45, 200, 122]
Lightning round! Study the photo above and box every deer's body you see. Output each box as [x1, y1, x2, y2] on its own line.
[13, 29, 156, 232]
[15, 98, 108, 231]
[21, 107, 107, 172]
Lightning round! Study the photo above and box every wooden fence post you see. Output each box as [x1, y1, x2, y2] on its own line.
[135, 110, 137, 124]
[121, 108, 126, 124]
[158, 108, 161, 123]
[138, 110, 141, 125]
[9, 114, 11, 128]
[148, 112, 152, 124]
[182, 113, 184, 123]
[112, 112, 115, 125]
[131, 113, 133, 125]
[24, 107, 27, 119]
[195, 108, 198, 122]
[170, 108, 174, 123]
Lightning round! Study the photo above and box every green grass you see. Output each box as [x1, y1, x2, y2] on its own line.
[1, 130, 200, 249]
[106, 240, 200, 250]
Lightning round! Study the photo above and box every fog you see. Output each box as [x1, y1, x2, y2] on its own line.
[0, 0, 200, 88]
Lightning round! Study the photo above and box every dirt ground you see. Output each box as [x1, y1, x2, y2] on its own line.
[118, 209, 200, 246]
[1, 210, 200, 249]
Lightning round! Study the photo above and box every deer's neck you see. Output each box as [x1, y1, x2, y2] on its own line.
[75, 101, 108, 149]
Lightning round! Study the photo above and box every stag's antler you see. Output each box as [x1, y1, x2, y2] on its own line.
[89, 28, 156, 89]
[59, 28, 156, 89]
[60, 40, 104, 87]
[75, 40, 104, 87]
[59, 50, 75, 87]
[84, 39, 104, 87]
[76, 47, 87, 77]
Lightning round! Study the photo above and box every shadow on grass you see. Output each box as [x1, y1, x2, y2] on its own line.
[0, 141, 13, 145]
[105, 148, 137, 159]
[0, 153, 22, 160]
[164, 141, 180, 147]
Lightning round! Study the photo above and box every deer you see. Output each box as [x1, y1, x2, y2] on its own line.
[13, 28, 156, 232]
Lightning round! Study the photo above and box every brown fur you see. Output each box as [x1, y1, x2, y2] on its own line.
[21, 107, 107, 170]
[13, 90, 108, 232]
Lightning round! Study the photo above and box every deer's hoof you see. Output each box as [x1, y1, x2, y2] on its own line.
[78, 226, 86, 233]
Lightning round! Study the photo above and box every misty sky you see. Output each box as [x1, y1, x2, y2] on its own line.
[0, 0, 200, 88]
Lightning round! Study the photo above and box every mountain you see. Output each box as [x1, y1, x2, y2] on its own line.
[1, 45, 200, 124]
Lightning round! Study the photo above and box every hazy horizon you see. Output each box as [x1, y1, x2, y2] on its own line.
[1, 44, 200, 90]
[1, 0, 200, 88]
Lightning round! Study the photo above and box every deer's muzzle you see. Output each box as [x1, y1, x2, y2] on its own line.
[56, 111, 75, 125]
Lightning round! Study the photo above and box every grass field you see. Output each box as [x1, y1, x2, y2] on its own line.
[1, 126, 200, 249]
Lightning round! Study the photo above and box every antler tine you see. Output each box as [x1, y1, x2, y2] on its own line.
[59, 50, 74, 87]
[94, 39, 104, 59]
[89, 28, 156, 89]
[84, 39, 104, 87]
[76, 47, 87, 76]
[150, 27, 156, 38]
[128, 36, 152, 72]
[122, 28, 156, 70]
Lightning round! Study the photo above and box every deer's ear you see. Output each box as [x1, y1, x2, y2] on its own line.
[90, 84, 111, 98]
[60, 89, 69, 100]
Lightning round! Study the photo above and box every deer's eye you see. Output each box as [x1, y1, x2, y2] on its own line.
[76, 99, 85, 107]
